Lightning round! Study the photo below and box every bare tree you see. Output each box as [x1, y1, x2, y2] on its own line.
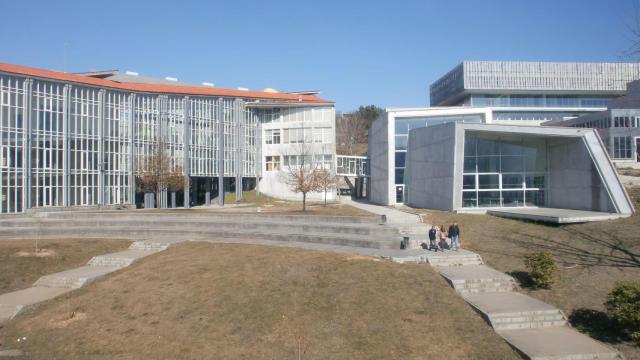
[315, 169, 337, 206]
[280, 143, 323, 212]
[166, 165, 187, 208]
[136, 141, 184, 208]
[335, 113, 368, 155]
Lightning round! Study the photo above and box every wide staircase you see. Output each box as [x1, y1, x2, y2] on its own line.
[0, 210, 404, 250]
[421, 250, 622, 360]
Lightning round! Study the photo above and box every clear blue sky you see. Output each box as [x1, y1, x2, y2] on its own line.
[0, 0, 637, 112]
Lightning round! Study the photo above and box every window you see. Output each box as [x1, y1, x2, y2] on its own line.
[613, 136, 633, 159]
[312, 127, 332, 143]
[265, 156, 280, 171]
[265, 129, 281, 144]
[283, 128, 313, 144]
[395, 152, 406, 167]
[462, 134, 546, 208]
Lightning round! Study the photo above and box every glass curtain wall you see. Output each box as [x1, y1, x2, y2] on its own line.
[394, 114, 483, 203]
[0, 76, 24, 213]
[462, 133, 547, 208]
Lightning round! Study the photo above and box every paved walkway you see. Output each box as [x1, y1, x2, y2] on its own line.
[342, 199, 423, 224]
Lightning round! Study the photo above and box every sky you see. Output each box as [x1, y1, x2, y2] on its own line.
[0, 0, 638, 112]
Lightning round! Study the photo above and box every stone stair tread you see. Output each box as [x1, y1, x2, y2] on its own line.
[3, 218, 392, 230]
[27, 212, 382, 224]
[0, 225, 400, 243]
[498, 327, 620, 360]
[463, 292, 560, 316]
[436, 264, 515, 282]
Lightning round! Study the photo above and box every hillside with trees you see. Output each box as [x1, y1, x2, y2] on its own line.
[335, 105, 383, 156]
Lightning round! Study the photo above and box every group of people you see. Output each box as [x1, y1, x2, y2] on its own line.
[425, 222, 461, 252]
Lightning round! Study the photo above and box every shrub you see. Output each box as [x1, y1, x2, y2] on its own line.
[606, 282, 640, 346]
[523, 252, 559, 289]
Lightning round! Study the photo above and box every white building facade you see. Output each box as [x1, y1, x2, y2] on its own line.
[0, 63, 336, 214]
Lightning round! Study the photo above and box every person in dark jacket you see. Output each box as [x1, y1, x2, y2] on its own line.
[428, 226, 438, 251]
[448, 222, 461, 251]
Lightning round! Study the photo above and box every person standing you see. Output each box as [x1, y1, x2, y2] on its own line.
[439, 224, 448, 250]
[428, 226, 438, 251]
[448, 222, 461, 251]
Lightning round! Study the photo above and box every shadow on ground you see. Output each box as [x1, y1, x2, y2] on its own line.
[568, 308, 628, 344]
[506, 270, 534, 289]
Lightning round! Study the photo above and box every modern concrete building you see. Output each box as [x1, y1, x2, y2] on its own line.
[367, 61, 637, 217]
[404, 123, 633, 215]
[544, 80, 640, 165]
[0, 63, 336, 214]
[369, 107, 492, 204]
[430, 61, 640, 125]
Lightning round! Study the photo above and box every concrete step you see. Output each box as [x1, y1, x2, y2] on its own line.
[498, 327, 621, 360]
[436, 265, 517, 294]
[391, 255, 426, 264]
[37, 211, 382, 224]
[87, 249, 157, 267]
[0, 218, 400, 237]
[426, 257, 484, 266]
[493, 320, 568, 331]
[0, 286, 71, 322]
[424, 249, 484, 266]
[464, 292, 568, 331]
[33, 265, 121, 289]
[0, 226, 401, 250]
[453, 283, 515, 294]
[128, 241, 172, 251]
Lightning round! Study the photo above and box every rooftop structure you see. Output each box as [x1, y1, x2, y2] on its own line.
[429, 61, 640, 125]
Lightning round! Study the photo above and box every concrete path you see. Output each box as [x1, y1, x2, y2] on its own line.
[0, 287, 70, 321]
[500, 327, 620, 360]
[342, 199, 428, 248]
[342, 199, 422, 225]
[418, 246, 621, 359]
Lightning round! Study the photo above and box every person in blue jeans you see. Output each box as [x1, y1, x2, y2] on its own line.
[448, 222, 461, 251]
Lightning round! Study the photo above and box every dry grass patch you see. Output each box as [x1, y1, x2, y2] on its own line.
[417, 187, 640, 359]
[0, 239, 131, 294]
[618, 167, 640, 177]
[0, 242, 519, 360]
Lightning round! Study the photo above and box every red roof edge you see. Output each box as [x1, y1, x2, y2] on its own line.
[0, 63, 333, 104]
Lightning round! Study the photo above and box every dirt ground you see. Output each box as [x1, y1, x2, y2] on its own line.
[420, 187, 640, 359]
[0, 239, 131, 294]
[0, 242, 520, 360]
